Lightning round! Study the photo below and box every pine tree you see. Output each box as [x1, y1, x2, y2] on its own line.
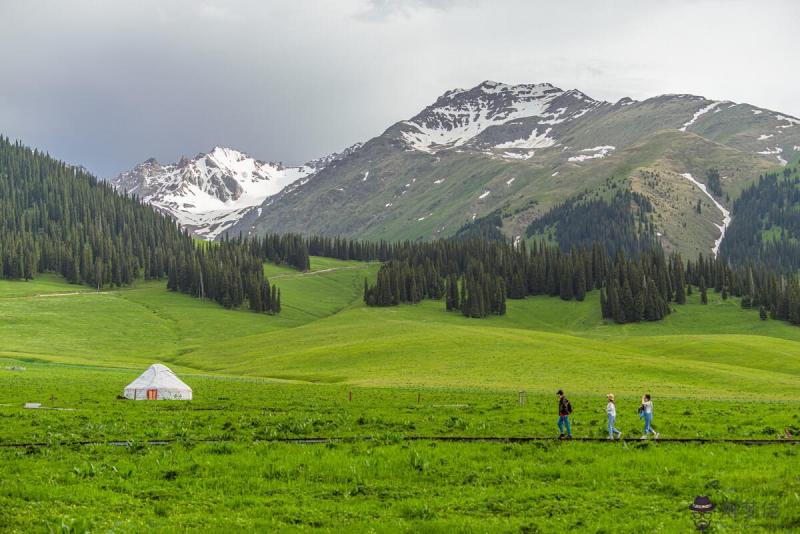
[574, 267, 586, 302]
[700, 276, 708, 304]
[621, 279, 635, 323]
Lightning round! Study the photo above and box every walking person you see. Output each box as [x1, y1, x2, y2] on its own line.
[557, 389, 573, 439]
[606, 393, 622, 440]
[640, 393, 660, 440]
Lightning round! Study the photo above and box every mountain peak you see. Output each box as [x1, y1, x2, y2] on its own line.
[399, 80, 599, 153]
[477, 80, 556, 93]
[110, 147, 317, 239]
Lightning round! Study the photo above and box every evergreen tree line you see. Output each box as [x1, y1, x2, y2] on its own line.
[599, 252, 682, 323]
[525, 188, 658, 256]
[719, 168, 800, 272]
[356, 231, 800, 328]
[306, 235, 394, 262]
[705, 167, 723, 197]
[360, 237, 665, 320]
[363, 258, 445, 306]
[244, 233, 310, 271]
[0, 136, 279, 313]
[165, 238, 281, 313]
[362, 254, 507, 318]
[453, 210, 506, 241]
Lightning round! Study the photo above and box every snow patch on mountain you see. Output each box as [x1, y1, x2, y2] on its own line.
[495, 128, 556, 150]
[568, 146, 616, 163]
[501, 150, 536, 160]
[680, 173, 731, 257]
[758, 146, 787, 165]
[775, 115, 800, 128]
[679, 101, 723, 132]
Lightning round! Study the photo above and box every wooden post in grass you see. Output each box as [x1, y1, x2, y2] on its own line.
[349, 391, 352, 402]
[518, 391, 526, 406]
[417, 393, 421, 404]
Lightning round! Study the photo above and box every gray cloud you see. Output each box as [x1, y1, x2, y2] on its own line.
[0, 0, 797, 177]
[358, 0, 475, 20]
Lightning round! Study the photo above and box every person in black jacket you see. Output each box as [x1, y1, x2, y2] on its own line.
[557, 389, 573, 439]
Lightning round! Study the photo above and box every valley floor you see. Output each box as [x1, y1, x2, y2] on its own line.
[2, 258, 800, 531]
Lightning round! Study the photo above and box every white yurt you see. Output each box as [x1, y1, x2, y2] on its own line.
[123, 364, 193, 400]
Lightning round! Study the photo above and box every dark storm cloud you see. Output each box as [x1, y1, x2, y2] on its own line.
[0, 0, 797, 178]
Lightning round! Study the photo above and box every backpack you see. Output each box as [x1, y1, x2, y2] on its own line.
[566, 400, 573, 414]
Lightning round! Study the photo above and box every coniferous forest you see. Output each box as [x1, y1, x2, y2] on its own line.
[0, 136, 281, 313]
[719, 166, 800, 272]
[525, 188, 657, 256]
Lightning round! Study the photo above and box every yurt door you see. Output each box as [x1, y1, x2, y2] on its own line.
[147, 389, 157, 400]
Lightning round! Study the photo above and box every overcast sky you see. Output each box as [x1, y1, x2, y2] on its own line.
[1, 0, 797, 177]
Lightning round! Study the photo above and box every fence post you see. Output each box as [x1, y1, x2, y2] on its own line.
[518, 390, 526, 406]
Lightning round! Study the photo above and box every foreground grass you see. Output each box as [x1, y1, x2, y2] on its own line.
[1, 364, 799, 532]
[4, 441, 799, 533]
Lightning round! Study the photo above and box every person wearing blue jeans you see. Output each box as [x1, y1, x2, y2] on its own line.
[606, 393, 622, 440]
[640, 393, 660, 440]
[557, 389, 572, 439]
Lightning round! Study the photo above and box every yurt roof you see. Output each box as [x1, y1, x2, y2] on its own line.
[124, 363, 192, 391]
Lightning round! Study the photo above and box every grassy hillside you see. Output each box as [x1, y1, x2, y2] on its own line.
[0, 258, 378, 369]
[3, 257, 800, 399]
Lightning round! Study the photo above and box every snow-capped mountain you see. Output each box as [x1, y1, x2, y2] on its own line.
[112, 143, 368, 239]
[111, 147, 315, 239]
[399, 80, 606, 153]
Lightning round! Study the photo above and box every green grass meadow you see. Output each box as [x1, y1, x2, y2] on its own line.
[2, 257, 800, 531]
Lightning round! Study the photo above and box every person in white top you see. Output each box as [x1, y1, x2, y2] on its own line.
[606, 393, 622, 440]
[640, 394, 660, 440]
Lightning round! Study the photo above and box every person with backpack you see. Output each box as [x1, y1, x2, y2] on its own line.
[606, 393, 622, 440]
[640, 393, 660, 440]
[557, 389, 573, 439]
